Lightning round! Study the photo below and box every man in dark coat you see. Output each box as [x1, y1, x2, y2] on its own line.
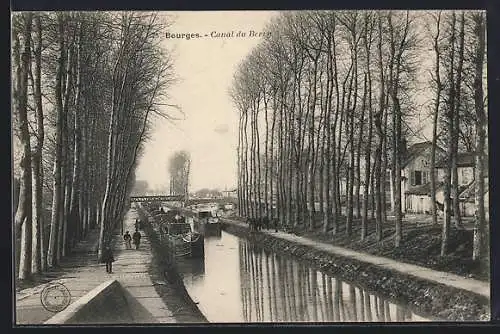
[133, 228, 142, 250]
[262, 216, 269, 230]
[123, 231, 132, 249]
[101, 246, 115, 273]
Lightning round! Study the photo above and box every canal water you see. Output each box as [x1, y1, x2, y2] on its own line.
[174, 228, 431, 323]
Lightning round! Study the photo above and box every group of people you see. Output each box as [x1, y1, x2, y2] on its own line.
[100, 218, 144, 273]
[246, 216, 279, 232]
[123, 227, 142, 250]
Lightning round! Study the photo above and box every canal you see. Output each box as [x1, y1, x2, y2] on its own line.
[173, 227, 431, 323]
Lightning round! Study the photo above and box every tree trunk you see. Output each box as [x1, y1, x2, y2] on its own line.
[30, 14, 44, 273]
[361, 14, 374, 240]
[441, 13, 456, 257]
[14, 13, 34, 279]
[451, 12, 465, 228]
[472, 12, 487, 262]
[69, 23, 84, 246]
[374, 15, 385, 242]
[430, 12, 442, 226]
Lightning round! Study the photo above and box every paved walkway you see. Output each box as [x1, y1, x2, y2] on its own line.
[222, 218, 490, 299]
[15, 208, 175, 325]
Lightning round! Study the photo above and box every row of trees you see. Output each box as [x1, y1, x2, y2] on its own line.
[231, 10, 487, 259]
[12, 12, 175, 280]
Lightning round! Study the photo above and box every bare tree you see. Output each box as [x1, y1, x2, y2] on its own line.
[428, 11, 443, 226]
[471, 12, 487, 262]
[29, 14, 45, 273]
[441, 12, 457, 256]
[13, 12, 34, 279]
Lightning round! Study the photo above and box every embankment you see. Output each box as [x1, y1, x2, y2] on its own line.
[136, 205, 208, 323]
[222, 220, 490, 321]
[44, 280, 157, 324]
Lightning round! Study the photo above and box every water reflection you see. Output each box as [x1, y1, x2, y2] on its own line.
[239, 241, 427, 322]
[176, 231, 430, 323]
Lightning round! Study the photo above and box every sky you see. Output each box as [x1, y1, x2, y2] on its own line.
[135, 11, 278, 192]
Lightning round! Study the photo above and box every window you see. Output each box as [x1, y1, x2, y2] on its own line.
[462, 169, 471, 184]
[422, 171, 429, 184]
[411, 170, 431, 186]
[413, 171, 422, 186]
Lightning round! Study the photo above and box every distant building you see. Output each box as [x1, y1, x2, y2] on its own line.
[458, 171, 489, 220]
[401, 145, 482, 217]
[401, 141, 444, 214]
[435, 152, 476, 217]
[435, 152, 475, 186]
[222, 189, 237, 198]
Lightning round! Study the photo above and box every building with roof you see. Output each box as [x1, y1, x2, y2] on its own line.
[434, 152, 478, 217]
[401, 145, 486, 217]
[435, 152, 476, 187]
[401, 141, 445, 214]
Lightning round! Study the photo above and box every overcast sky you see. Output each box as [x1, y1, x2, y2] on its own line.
[135, 11, 278, 192]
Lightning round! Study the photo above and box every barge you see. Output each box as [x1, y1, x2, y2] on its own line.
[153, 208, 204, 258]
[192, 209, 222, 237]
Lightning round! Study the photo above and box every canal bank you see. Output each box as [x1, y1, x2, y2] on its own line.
[136, 205, 208, 323]
[221, 218, 490, 321]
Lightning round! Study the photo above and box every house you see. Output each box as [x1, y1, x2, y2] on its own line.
[401, 143, 483, 217]
[459, 172, 489, 220]
[435, 152, 475, 186]
[401, 141, 445, 214]
[435, 152, 481, 217]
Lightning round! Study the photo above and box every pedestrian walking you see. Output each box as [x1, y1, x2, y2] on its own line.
[101, 246, 115, 273]
[263, 216, 269, 230]
[123, 231, 132, 249]
[133, 228, 142, 250]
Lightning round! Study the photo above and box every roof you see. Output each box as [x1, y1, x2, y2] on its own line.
[405, 182, 433, 195]
[436, 152, 476, 168]
[402, 141, 444, 168]
[459, 178, 489, 201]
[406, 181, 476, 203]
[405, 181, 446, 195]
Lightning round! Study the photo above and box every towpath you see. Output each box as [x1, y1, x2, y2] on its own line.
[222, 218, 490, 300]
[15, 208, 176, 325]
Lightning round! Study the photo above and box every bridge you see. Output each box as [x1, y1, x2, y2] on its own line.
[187, 197, 238, 206]
[129, 195, 185, 202]
[129, 194, 238, 206]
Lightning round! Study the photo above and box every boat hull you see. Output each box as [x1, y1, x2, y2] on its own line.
[165, 232, 204, 258]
